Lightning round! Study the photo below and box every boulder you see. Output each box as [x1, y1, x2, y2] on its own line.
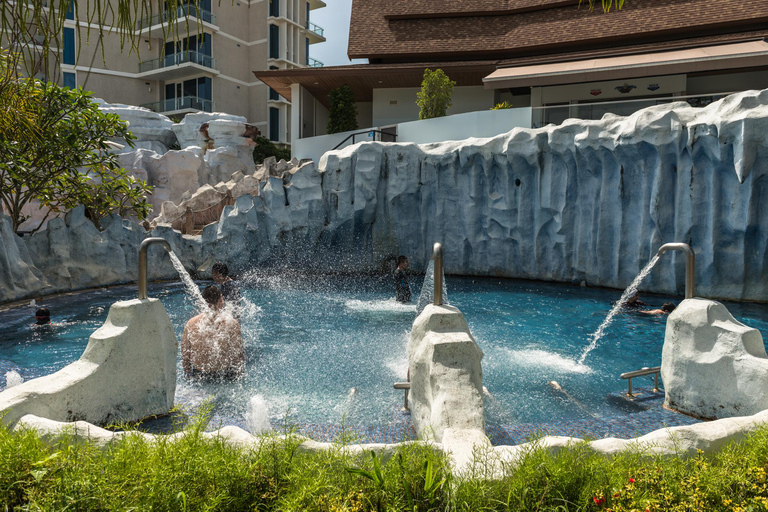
[95, 100, 176, 149]
[661, 298, 768, 419]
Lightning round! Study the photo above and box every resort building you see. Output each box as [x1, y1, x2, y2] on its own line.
[26, 0, 326, 145]
[254, 0, 768, 160]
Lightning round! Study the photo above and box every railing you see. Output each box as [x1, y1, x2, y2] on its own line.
[138, 50, 216, 73]
[620, 366, 661, 397]
[531, 92, 735, 128]
[331, 129, 397, 150]
[308, 57, 323, 67]
[308, 21, 324, 38]
[142, 96, 215, 113]
[139, 4, 216, 28]
[432, 242, 443, 306]
[394, 381, 410, 410]
[168, 190, 236, 235]
[656, 242, 695, 299]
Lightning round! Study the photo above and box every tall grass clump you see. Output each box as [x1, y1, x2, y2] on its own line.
[3, 411, 768, 510]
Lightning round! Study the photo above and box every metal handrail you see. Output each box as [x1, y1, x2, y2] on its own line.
[620, 366, 661, 397]
[331, 130, 397, 150]
[139, 5, 216, 28]
[142, 95, 215, 114]
[394, 382, 410, 410]
[308, 57, 324, 67]
[432, 242, 443, 306]
[308, 21, 324, 37]
[138, 50, 216, 73]
[656, 243, 695, 299]
[138, 238, 172, 299]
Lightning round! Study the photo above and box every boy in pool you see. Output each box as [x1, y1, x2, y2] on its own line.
[394, 255, 412, 303]
[34, 308, 50, 325]
[182, 285, 245, 381]
[212, 262, 241, 305]
[641, 302, 677, 315]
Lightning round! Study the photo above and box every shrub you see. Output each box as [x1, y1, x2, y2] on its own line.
[253, 136, 291, 164]
[327, 84, 358, 134]
[491, 100, 514, 110]
[416, 68, 456, 120]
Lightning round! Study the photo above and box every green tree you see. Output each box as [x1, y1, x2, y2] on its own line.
[327, 84, 358, 135]
[0, 76, 153, 234]
[416, 68, 456, 120]
[252, 136, 292, 165]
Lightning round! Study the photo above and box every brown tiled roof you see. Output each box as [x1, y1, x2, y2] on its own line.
[348, 0, 768, 61]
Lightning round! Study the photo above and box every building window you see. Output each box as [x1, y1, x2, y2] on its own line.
[269, 0, 279, 17]
[63, 28, 75, 65]
[305, 38, 309, 65]
[305, 2, 309, 28]
[197, 77, 212, 100]
[269, 25, 279, 59]
[269, 65, 279, 100]
[269, 107, 279, 141]
[66, 0, 75, 19]
[63, 72, 76, 89]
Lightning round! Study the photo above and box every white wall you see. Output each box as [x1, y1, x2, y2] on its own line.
[397, 107, 532, 145]
[372, 86, 495, 127]
[293, 126, 379, 163]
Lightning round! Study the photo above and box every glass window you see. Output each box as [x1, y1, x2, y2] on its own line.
[165, 83, 176, 99]
[269, 107, 279, 141]
[305, 2, 309, 28]
[63, 72, 76, 89]
[63, 28, 75, 65]
[66, 0, 75, 20]
[269, 0, 279, 17]
[197, 77, 212, 100]
[305, 38, 309, 65]
[269, 25, 279, 59]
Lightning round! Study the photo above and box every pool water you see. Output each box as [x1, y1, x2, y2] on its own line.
[2, 275, 767, 428]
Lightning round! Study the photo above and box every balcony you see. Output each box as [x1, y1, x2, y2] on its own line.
[308, 57, 323, 67]
[142, 96, 215, 115]
[137, 5, 217, 34]
[137, 50, 218, 80]
[306, 21, 325, 44]
[307, 0, 326, 10]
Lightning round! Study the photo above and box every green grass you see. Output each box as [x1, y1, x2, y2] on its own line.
[2, 412, 768, 511]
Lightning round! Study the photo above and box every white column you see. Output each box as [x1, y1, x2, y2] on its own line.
[290, 83, 301, 152]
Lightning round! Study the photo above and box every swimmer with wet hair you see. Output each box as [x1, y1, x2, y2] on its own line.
[641, 302, 677, 315]
[182, 285, 245, 381]
[394, 255, 411, 303]
[34, 308, 50, 325]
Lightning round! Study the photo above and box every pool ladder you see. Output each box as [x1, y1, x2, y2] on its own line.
[621, 366, 661, 397]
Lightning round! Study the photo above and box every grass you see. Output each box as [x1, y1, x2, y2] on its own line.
[2, 410, 768, 511]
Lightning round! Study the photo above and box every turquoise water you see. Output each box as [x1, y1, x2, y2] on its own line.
[2, 275, 767, 427]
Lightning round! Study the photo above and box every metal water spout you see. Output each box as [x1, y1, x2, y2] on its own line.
[656, 243, 695, 299]
[432, 242, 443, 306]
[138, 237, 172, 299]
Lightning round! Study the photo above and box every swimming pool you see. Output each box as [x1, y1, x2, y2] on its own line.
[2, 275, 767, 428]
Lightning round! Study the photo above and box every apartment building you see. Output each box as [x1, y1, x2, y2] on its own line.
[55, 0, 325, 145]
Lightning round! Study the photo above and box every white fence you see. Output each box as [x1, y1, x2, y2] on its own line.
[293, 107, 532, 164]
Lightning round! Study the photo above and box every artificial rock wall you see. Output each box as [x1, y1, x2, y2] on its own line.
[3, 89, 768, 303]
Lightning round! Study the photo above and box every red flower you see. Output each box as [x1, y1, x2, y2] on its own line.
[593, 496, 605, 505]
[629, 478, 635, 483]
[613, 493, 621, 498]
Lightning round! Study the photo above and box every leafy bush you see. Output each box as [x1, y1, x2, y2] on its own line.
[327, 84, 358, 134]
[253, 136, 291, 165]
[416, 68, 456, 120]
[0, 72, 152, 233]
[491, 100, 514, 110]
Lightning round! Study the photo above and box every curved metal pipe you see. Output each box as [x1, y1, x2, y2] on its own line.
[656, 242, 695, 299]
[138, 237, 172, 299]
[432, 242, 443, 306]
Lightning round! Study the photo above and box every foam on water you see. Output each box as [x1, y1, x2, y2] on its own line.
[3, 370, 23, 389]
[345, 299, 417, 314]
[578, 254, 661, 364]
[246, 394, 272, 434]
[507, 349, 594, 374]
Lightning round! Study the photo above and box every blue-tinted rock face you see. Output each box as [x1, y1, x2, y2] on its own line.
[2, 89, 767, 303]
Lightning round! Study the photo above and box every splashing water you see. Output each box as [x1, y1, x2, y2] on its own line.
[168, 251, 206, 310]
[417, 260, 448, 314]
[578, 254, 661, 364]
[4, 371, 23, 389]
[246, 395, 272, 434]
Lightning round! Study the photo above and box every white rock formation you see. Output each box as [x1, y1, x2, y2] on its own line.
[407, 304, 485, 442]
[0, 298, 177, 426]
[661, 298, 768, 419]
[95, 100, 176, 152]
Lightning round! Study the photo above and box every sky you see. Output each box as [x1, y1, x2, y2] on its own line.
[307, 0, 365, 67]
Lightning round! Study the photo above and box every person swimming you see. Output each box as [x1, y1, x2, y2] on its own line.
[34, 308, 50, 325]
[641, 302, 677, 315]
[394, 255, 411, 303]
